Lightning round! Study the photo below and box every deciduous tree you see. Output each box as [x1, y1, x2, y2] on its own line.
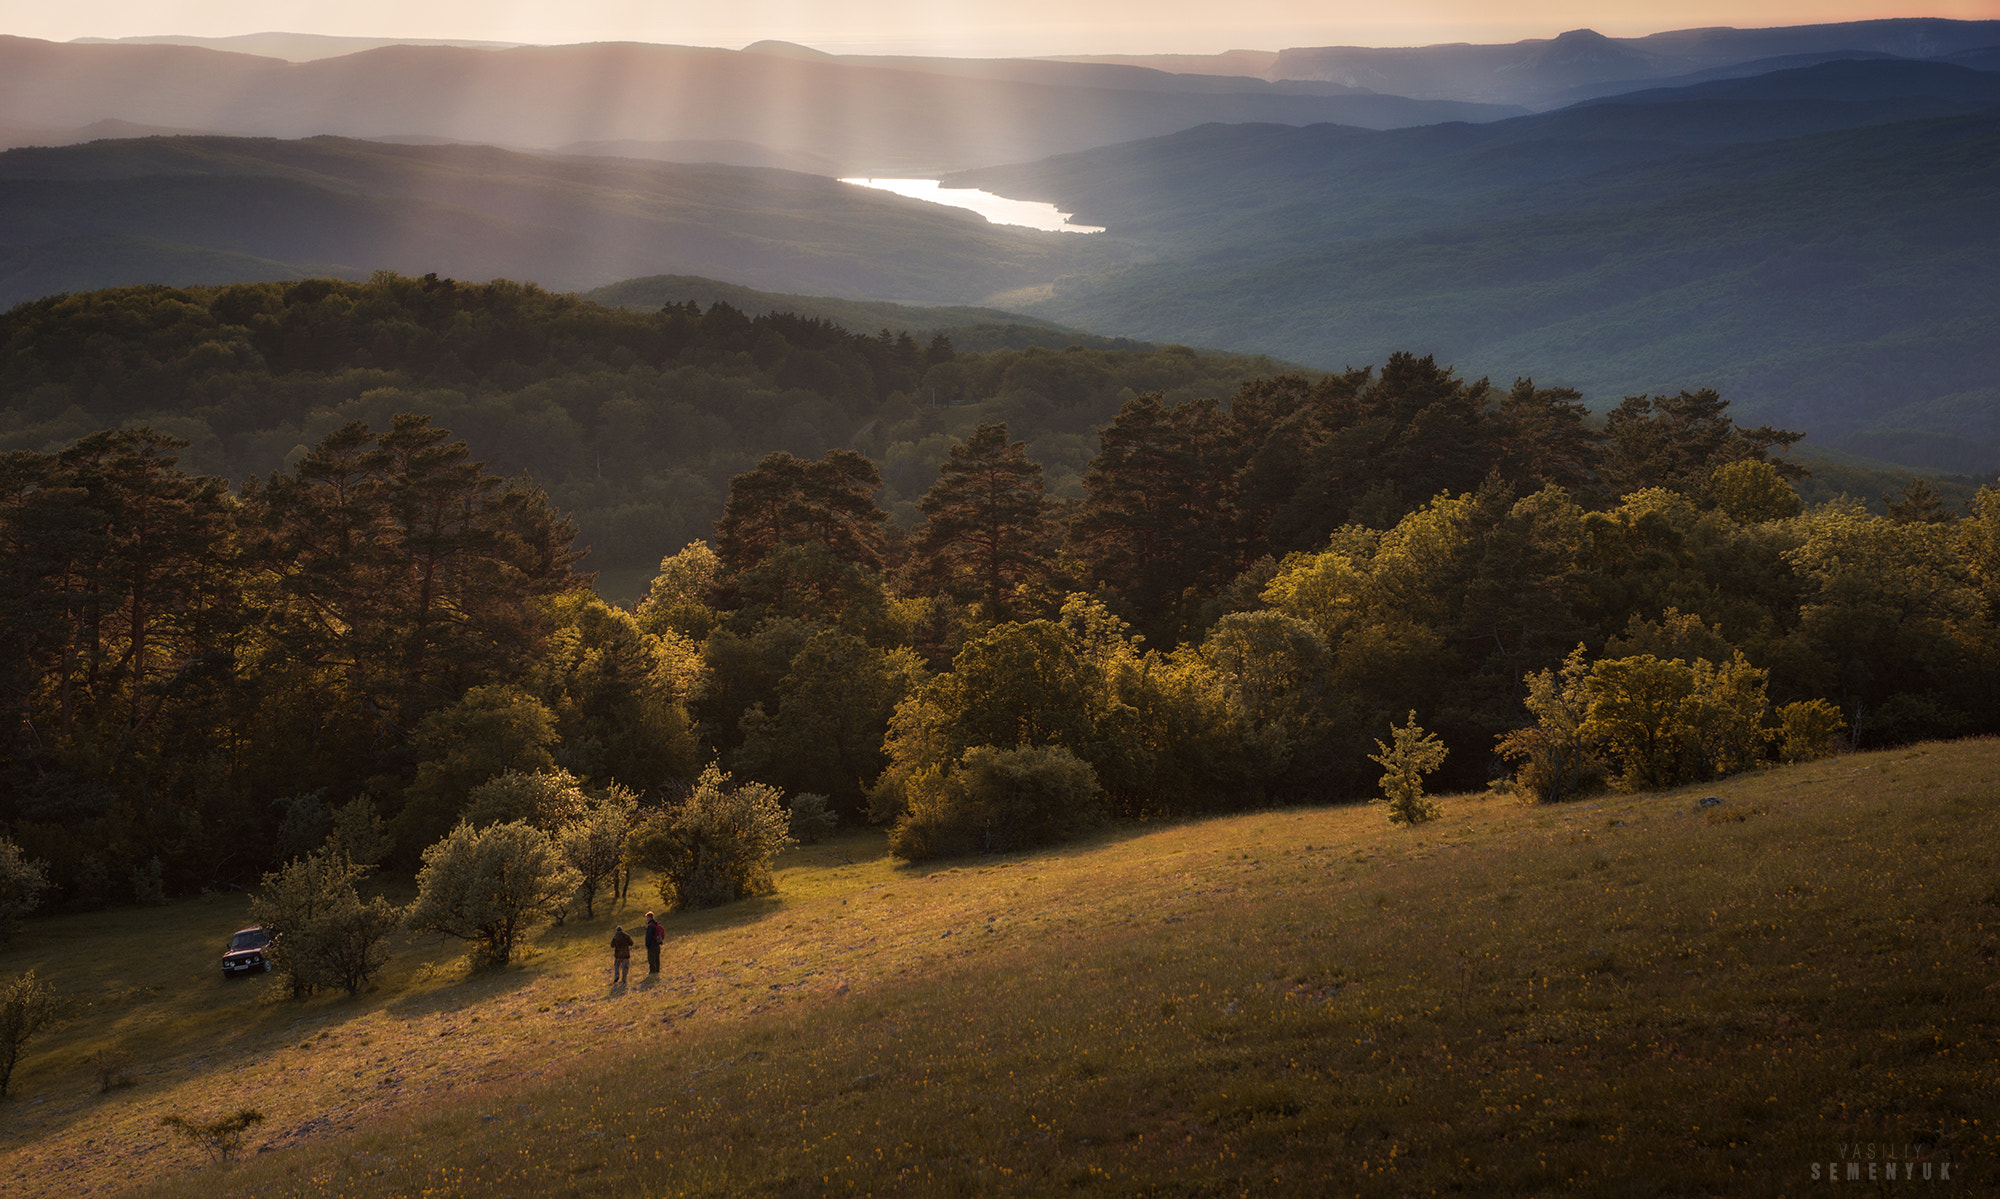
[556, 787, 638, 919]
[396, 685, 560, 854]
[1495, 645, 1604, 803]
[733, 627, 923, 816]
[0, 970, 62, 1097]
[1370, 712, 1448, 825]
[527, 593, 700, 788]
[631, 765, 792, 911]
[405, 820, 579, 966]
[0, 837, 50, 945]
[250, 847, 400, 997]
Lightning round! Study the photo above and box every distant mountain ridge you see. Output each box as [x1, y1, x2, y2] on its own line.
[0, 36, 1517, 174]
[69, 32, 520, 61]
[953, 60, 2000, 239]
[1070, 19, 2000, 108]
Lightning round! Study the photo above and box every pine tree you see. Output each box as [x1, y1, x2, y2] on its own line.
[0, 430, 241, 763]
[1601, 389, 1803, 497]
[1491, 377, 1602, 498]
[906, 423, 1051, 619]
[244, 415, 585, 730]
[1068, 394, 1240, 644]
[713, 449, 889, 579]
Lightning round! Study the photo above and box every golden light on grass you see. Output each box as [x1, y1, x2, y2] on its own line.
[1, 738, 1994, 1195]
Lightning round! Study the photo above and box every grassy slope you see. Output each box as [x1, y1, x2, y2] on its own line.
[2, 740, 1995, 1196]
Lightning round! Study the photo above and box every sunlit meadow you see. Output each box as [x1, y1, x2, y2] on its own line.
[2, 738, 1993, 1196]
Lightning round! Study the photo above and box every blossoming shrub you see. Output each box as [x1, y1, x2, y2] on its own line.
[634, 765, 793, 910]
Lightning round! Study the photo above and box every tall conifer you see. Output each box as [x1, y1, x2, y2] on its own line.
[906, 423, 1051, 620]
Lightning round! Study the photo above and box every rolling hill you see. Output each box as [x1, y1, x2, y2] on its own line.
[580, 274, 1157, 354]
[0, 136, 1110, 307]
[0, 739, 1993, 1195]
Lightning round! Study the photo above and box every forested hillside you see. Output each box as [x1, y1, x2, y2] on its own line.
[0, 274, 1285, 587]
[580, 274, 1157, 355]
[6, 278, 1998, 915]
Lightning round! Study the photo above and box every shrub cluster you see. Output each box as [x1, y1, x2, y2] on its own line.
[787, 793, 840, 845]
[1498, 642, 1848, 800]
[632, 766, 794, 911]
[0, 969, 60, 1097]
[889, 745, 1105, 862]
[251, 850, 401, 996]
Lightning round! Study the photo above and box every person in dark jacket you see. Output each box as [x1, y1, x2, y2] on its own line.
[610, 925, 634, 984]
[644, 911, 664, 975]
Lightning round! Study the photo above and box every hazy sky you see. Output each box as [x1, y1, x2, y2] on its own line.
[14, 1, 1989, 56]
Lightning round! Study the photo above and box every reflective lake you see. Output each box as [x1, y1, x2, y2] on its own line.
[838, 178, 1105, 234]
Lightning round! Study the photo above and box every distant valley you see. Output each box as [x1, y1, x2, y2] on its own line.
[0, 19, 1996, 473]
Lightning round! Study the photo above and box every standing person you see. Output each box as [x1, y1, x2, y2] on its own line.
[609, 925, 634, 985]
[644, 911, 664, 975]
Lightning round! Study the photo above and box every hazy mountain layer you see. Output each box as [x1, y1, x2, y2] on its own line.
[74, 18, 2000, 113]
[2, 41, 1994, 474]
[0, 36, 1518, 176]
[1267, 19, 2000, 108]
[68, 32, 522, 61]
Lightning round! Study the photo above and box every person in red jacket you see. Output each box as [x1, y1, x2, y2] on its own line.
[644, 911, 665, 975]
[609, 925, 634, 984]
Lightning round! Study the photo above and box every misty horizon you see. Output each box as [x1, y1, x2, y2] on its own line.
[19, 1, 1974, 59]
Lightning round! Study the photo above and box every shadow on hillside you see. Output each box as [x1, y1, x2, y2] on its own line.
[383, 955, 546, 1019]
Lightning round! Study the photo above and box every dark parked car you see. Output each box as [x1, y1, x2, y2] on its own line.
[221, 925, 273, 977]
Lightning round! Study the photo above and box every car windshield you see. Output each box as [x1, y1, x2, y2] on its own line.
[228, 931, 265, 950]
